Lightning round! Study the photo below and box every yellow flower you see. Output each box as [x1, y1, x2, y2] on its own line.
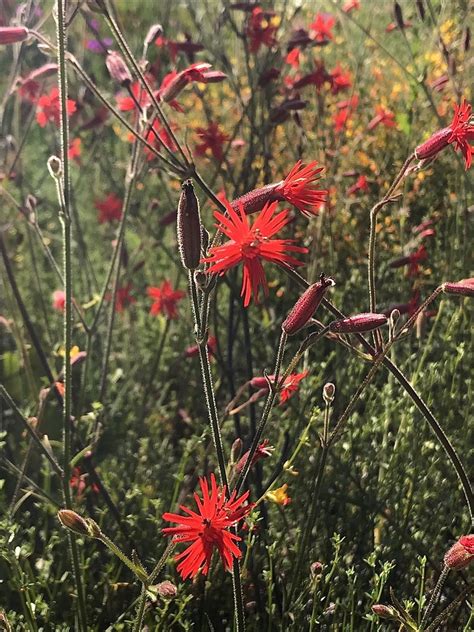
[57, 345, 81, 359]
[266, 484, 291, 506]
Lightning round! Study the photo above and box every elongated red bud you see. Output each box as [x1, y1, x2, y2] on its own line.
[282, 274, 335, 336]
[231, 183, 281, 215]
[58, 509, 95, 537]
[444, 535, 474, 570]
[0, 26, 29, 45]
[371, 604, 397, 619]
[415, 127, 452, 161]
[329, 312, 388, 334]
[106, 51, 132, 86]
[442, 278, 474, 297]
[177, 180, 202, 270]
[250, 376, 272, 390]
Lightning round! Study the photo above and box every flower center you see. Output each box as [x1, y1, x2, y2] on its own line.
[240, 228, 267, 259]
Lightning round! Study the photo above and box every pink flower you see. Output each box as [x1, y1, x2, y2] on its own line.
[52, 290, 65, 311]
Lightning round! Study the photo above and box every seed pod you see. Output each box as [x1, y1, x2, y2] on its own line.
[463, 26, 470, 52]
[105, 51, 132, 86]
[282, 275, 335, 336]
[323, 382, 335, 404]
[415, 127, 452, 161]
[442, 278, 474, 297]
[47, 155, 62, 178]
[177, 180, 202, 270]
[329, 312, 388, 334]
[394, 2, 404, 30]
[0, 26, 29, 45]
[444, 535, 474, 570]
[58, 509, 93, 537]
[415, 0, 425, 21]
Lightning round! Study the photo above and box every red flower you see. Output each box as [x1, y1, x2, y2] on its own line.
[202, 200, 308, 307]
[147, 280, 185, 319]
[52, 290, 65, 311]
[368, 106, 396, 130]
[444, 534, 474, 570]
[36, 87, 76, 127]
[95, 193, 122, 224]
[68, 138, 81, 162]
[70, 466, 99, 500]
[447, 100, 474, 169]
[309, 13, 336, 43]
[279, 371, 308, 404]
[342, 0, 360, 12]
[110, 283, 136, 313]
[390, 245, 428, 277]
[386, 20, 412, 32]
[143, 119, 177, 156]
[195, 122, 230, 161]
[236, 439, 274, 473]
[247, 7, 278, 53]
[293, 61, 329, 91]
[230, 160, 327, 218]
[285, 48, 300, 68]
[116, 77, 157, 112]
[162, 474, 253, 579]
[329, 64, 352, 94]
[347, 175, 369, 196]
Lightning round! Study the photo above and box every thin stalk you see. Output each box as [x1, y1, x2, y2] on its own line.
[133, 584, 147, 632]
[234, 331, 287, 495]
[147, 540, 176, 584]
[97, 533, 147, 582]
[288, 397, 332, 604]
[420, 565, 449, 628]
[55, 2, 88, 629]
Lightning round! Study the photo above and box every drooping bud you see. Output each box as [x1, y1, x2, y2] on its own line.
[310, 561, 323, 577]
[323, 382, 335, 405]
[47, 155, 62, 179]
[144, 24, 163, 50]
[282, 274, 335, 336]
[105, 51, 132, 86]
[371, 604, 397, 619]
[329, 313, 388, 334]
[58, 509, 93, 537]
[177, 180, 202, 270]
[415, 127, 452, 161]
[444, 535, 474, 570]
[236, 439, 273, 473]
[231, 438, 243, 463]
[0, 26, 29, 45]
[442, 278, 474, 297]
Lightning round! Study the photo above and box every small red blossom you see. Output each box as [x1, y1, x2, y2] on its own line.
[280, 371, 308, 404]
[444, 534, 474, 570]
[236, 439, 274, 473]
[390, 245, 428, 277]
[185, 335, 217, 358]
[147, 280, 185, 319]
[293, 61, 329, 91]
[52, 290, 65, 311]
[386, 20, 412, 32]
[285, 47, 300, 68]
[195, 122, 230, 161]
[329, 64, 352, 94]
[368, 106, 396, 130]
[347, 175, 369, 196]
[95, 193, 122, 224]
[68, 138, 81, 162]
[70, 466, 99, 500]
[116, 77, 157, 112]
[247, 7, 278, 53]
[162, 474, 253, 579]
[36, 87, 76, 127]
[202, 200, 308, 307]
[342, 0, 360, 12]
[143, 119, 177, 156]
[108, 283, 136, 313]
[447, 100, 474, 169]
[309, 13, 336, 43]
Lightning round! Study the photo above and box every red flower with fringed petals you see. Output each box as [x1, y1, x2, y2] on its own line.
[162, 474, 253, 579]
[147, 280, 185, 319]
[448, 100, 474, 169]
[36, 87, 76, 127]
[202, 200, 308, 307]
[195, 122, 230, 161]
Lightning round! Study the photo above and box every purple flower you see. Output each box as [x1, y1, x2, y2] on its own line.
[86, 38, 113, 53]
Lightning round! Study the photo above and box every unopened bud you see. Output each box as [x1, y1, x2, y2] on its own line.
[177, 180, 202, 270]
[444, 535, 474, 570]
[323, 383, 335, 404]
[393, 2, 404, 30]
[415, 127, 452, 161]
[231, 437, 243, 463]
[282, 274, 335, 336]
[144, 24, 163, 49]
[58, 509, 93, 537]
[106, 51, 132, 86]
[47, 155, 62, 178]
[155, 580, 177, 599]
[310, 561, 323, 577]
[0, 26, 29, 45]
[442, 278, 474, 297]
[371, 604, 397, 619]
[329, 313, 388, 334]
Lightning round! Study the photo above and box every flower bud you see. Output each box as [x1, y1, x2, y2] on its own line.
[0, 26, 29, 45]
[415, 127, 452, 161]
[282, 274, 335, 336]
[371, 604, 397, 619]
[58, 509, 93, 537]
[177, 180, 202, 270]
[310, 561, 323, 577]
[144, 24, 163, 49]
[444, 534, 474, 570]
[47, 155, 62, 178]
[155, 580, 177, 599]
[442, 278, 474, 297]
[231, 437, 243, 463]
[105, 51, 132, 86]
[323, 382, 335, 404]
[329, 312, 388, 334]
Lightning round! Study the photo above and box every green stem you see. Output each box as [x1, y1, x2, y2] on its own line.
[133, 584, 147, 632]
[420, 565, 449, 628]
[234, 331, 287, 495]
[55, 2, 88, 629]
[98, 533, 147, 582]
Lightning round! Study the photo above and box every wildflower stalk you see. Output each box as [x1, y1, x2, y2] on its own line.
[367, 154, 415, 317]
[187, 273, 246, 632]
[288, 391, 332, 605]
[55, 2, 87, 629]
[234, 331, 287, 495]
[278, 263, 474, 524]
[420, 565, 449, 629]
[133, 584, 147, 632]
